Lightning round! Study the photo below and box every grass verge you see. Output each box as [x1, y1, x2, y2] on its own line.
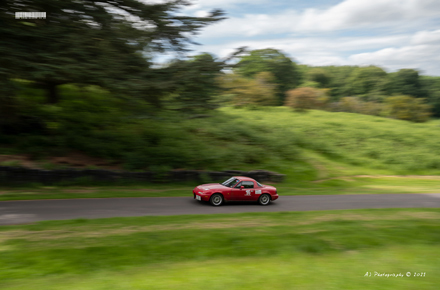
[0, 209, 439, 289]
[1, 175, 440, 201]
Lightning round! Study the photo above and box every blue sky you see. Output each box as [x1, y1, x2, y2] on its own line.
[177, 0, 440, 76]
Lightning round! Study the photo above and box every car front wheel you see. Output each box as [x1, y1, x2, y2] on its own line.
[258, 194, 271, 205]
[210, 193, 223, 206]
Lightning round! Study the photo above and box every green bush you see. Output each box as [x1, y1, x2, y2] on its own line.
[285, 87, 322, 111]
[385, 95, 432, 122]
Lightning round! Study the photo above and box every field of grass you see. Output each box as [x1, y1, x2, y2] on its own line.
[0, 209, 439, 289]
[2, 176, 440, 201]
[221, 107, 440, 175]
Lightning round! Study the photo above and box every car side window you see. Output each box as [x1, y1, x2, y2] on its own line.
[223, 178, 240, 187]
[242, 181, 254, 188]
[234, 182, 242, 188]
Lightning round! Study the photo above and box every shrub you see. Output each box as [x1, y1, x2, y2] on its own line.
[285, 87, 328, 111]
[360, 101, 385, 116]
[385, 95, 432, 122]
[219, 72, 278, 107]
[333, 97, 385, 116]
[338, 97, 363, 113]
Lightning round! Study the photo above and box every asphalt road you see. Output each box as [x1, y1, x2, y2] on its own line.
[1, 193, 440, 225]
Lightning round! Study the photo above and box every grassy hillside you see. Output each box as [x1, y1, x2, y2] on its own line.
[2, 83, 440, 185]
[220, 107, 440, 177]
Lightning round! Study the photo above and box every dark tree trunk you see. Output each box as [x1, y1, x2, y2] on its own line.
[46, 82, 59, 104]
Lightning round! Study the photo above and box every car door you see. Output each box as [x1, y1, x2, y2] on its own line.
[231, 182, 245, 200]
[241, 181, 255, 201]
[232, 181, 255, 201]
[231, 182, 243, 200]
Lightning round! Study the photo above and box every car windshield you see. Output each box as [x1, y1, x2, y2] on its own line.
[221, 177, 239, 188]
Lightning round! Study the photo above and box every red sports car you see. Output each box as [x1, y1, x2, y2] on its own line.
[193, 176, 279, 206]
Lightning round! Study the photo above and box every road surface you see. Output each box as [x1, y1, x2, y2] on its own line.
[1, 194, 440, 225]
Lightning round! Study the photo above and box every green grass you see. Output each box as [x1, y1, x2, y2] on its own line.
[0, 209, 439, 289]
[1, 247, 438, 290]
[0, 184, 196, 201]
[2, 175, 440, 201]
[221, 107, 440, 175]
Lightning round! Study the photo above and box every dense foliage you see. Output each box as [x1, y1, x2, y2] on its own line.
[234, 48, 301, 104]
[2, 1, 440, 173]
[284, 87, 328, 112]
[218, 71, 278, 107]
[0, 0, 225, 121]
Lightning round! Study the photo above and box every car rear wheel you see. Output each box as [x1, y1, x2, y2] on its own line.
[258, 194, 271, 206]
[210, 193, 223, 206]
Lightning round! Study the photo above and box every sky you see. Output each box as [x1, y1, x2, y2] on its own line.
[178, 0, 440, 76]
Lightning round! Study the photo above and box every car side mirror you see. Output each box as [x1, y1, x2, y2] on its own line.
[240, 186, 244, 189]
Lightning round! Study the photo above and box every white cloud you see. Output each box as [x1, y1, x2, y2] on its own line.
[296, 0, 440, 31]
[411, 29, 440, 45]
[197, 34, 409, 58]
[349, 33, 440, 74]
[193, 29, 440, 75]
[197, 11, 298, 38]
[196, 0, 440, 38]
[182, 0, 269, 10]
[194, 10, 210, 17]
[161, 0, 440, 75]
[326, 40, 439, 74]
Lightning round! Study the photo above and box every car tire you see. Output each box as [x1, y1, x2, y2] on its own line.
[258, 194, 271, 206]
[210, 193, 223, 206]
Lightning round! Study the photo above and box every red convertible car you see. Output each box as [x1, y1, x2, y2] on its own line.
[193, 176, 278, 206]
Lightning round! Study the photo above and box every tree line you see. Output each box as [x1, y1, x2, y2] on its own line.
[2, 0, 440, 135]
[218, 50, 440, 122]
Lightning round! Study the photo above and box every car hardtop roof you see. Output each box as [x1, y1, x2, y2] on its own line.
[234, 176, 256, 182]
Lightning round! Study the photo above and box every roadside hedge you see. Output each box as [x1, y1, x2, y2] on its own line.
[0, 166, 284, 185]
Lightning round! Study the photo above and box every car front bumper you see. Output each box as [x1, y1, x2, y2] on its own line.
[193, 191, 210, 201]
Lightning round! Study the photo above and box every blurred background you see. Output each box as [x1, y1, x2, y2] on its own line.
[1, 0, 440, 175]
[1, 0, 440, 176]
[1, 1, 440, 290]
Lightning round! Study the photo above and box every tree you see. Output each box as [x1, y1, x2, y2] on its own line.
[306, 68, 331, 88]
[389, 69, 425, 98]
[421, 76, 440, 117]
[0, 0, 225, 105]
[165, 53, 224, 111]
[298, 65, 358, 101]
[323, 66, 358, 99]
[346, 66, 389, 100]
[253, 72, 279, 106]
[219, 72, 278, 107]
[284, 87, 327, 112]
[234, 48, 300, 104]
